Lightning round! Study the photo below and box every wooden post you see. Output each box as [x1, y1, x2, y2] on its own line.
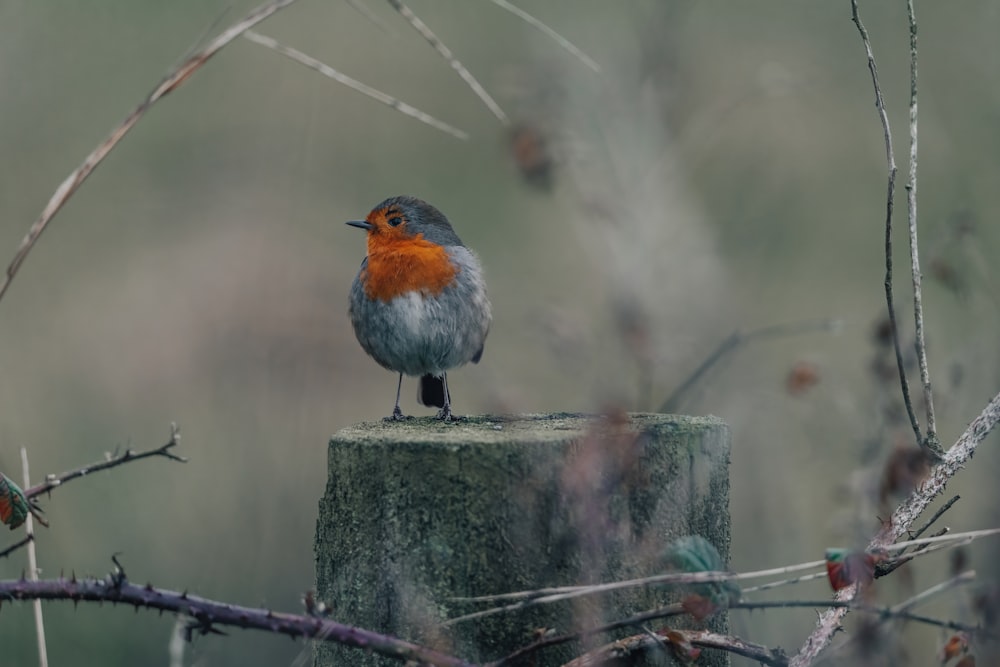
[314, 413, 731, 666]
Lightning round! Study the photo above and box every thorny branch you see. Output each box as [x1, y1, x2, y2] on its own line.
[790, 391, 1000, 665]
[25, 424, 185, 500]
[0, 568, 474, 667]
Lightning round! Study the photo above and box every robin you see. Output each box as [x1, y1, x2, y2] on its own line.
[346, 196, 492, 421]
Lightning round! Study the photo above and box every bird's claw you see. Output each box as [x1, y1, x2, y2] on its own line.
[384, 406, 410, 422]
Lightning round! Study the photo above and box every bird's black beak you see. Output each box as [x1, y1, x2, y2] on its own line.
[346, 220, 374, 231]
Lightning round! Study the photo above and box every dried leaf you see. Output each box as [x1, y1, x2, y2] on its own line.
[939, 632, 968, 662]
[786, 361, 820, 395]
[663, 629, 702, 661]
[880, 446, 931, 503]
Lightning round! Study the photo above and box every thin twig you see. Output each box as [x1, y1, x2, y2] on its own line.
[905, 0, 938, 451]
[0, 574, 474, 667]
[739, 599, 992, 637]
[452, 526, 1000, 629]
[490, 594, 993, 667]
[242, 30, 468, 140]
[445, 560, 826, 626]
[25, 424, 185, 500]
[484, 0, 601, 73]
[741, 570, 829, 595]
[20, 449, 48, 667]
[790, 389, 1000, 665]
[0, 534, 34, 560]
[385, 0, 509, 125]
[848, 0, 924, 448]
[887, 527, 1000, 552]
[908, 494, 959, 541]
[659, 318, 841, 412]
[0, 0, 302, 307]
[890, 570, 975, 614]
[344, 0, 397, 36]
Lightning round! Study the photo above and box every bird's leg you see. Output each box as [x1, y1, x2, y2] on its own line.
[435, 372, 453, 421]
[387, 373, 408, 421]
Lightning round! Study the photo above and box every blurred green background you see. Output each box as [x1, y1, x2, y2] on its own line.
[1, 1, 999, 665]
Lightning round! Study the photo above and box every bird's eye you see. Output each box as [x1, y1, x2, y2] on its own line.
[387, 216, 403, 227]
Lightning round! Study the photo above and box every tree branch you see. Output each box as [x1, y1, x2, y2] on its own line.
[25, 424, 185, 500]
[0, 574, 474, 667]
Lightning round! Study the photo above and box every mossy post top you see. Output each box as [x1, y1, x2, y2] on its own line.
[330, 412, 728, 445]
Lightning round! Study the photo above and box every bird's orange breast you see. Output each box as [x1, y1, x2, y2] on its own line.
[361, 234, 458, 302]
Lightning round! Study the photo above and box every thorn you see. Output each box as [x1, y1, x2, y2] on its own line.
[71, 570, 77, 583]
[181, 590, 188, 599]
[145, 582, 154, 591]
[110, 553, 127, 587]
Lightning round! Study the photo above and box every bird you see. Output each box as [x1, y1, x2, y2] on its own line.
[346, 196, 492, 421]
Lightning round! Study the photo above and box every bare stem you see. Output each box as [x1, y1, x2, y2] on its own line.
[20, 448, 48, 667]
[242, 30, 469, 140]
[25, 424, 185, 500]
[905, 0, 938, 449]
[484, 0, 601, 73]
[849, 0, 923, 446]
[0, 574, 473, 667]
[0, 0, 302, 307]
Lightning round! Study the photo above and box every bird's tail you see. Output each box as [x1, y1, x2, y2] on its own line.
[417, 374, 446, 408]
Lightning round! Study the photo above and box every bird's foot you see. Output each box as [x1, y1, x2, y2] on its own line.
[384, 406, 410, 422]
[435, 406, 458, 422]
